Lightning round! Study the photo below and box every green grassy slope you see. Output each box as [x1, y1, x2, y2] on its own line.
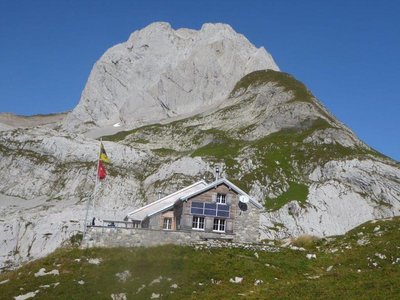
[1, 217, 399, 299]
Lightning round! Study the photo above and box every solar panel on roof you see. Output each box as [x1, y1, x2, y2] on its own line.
[205, 203, 216, 209]
[190, 201, 230, 218]
[217, 204, 229, 211]
[217, 210, 229, 217]
[191, 207, 204, 215]
[204, 209, 216, 216]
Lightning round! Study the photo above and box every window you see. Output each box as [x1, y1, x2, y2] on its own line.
[132, 222, 140, 228]
[192, 216, 205, 230]
[163, 218, 172, 230]
[216, 193, 226, 204]
[213, 218, 225, 232]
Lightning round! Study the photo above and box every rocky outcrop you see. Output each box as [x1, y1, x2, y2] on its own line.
[0, 195, 83, 271]
[261, 159, 400, 239]
[63, 22, 279, 133]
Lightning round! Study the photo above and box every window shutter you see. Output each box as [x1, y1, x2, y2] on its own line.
[212, 193, 217, 203]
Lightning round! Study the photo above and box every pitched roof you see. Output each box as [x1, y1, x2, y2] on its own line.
[179, 177, 264, 209]
[126, 180, 207, 221]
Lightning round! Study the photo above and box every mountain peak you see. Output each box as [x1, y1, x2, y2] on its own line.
[127, 21, 173, 40]
[63, 22, 279, 133]
[200, 22, 235, 33]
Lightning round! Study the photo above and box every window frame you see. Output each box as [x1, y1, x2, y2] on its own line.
[192, 216, 205, 231]
[162, 217, 172, 230]
[132, 222, 140, 228]
[216, 193, 226, 204]
[213, 218, 226, 232]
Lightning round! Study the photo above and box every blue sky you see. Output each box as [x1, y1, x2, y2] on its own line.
[0, 0, 399, 161]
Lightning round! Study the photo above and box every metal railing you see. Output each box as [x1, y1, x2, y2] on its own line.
[87, 219, 141, 229]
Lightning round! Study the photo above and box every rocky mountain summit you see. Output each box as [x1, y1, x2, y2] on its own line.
[1, 22, 399, 271]
[63, 22, 279, 134]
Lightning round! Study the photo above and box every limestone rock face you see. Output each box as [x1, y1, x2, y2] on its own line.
[0, 125, 211, 270]
[261, 159, 400, 239]
[62, 22, 279, 132]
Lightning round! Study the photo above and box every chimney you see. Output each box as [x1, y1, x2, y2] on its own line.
[215, 166, 220, 181]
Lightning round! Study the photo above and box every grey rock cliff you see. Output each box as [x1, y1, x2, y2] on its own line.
[63, 22, 279, 132]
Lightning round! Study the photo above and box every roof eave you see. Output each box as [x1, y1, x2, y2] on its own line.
[146, 204, 174, 218]
[125, 180, 208, 217]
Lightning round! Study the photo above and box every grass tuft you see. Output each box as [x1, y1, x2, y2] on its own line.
[291, 235, 320, 249]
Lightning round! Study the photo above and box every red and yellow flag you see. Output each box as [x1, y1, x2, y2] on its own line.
[97, 142, 109, 180]
[99, 143, 109, 163]
[98, 160, 106, 180]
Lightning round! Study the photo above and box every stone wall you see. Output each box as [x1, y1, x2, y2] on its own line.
[84, 226, 239, 248]
[232, 200, 261, 243]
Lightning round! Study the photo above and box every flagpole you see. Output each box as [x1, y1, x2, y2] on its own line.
[83, 138, 103, 238]
[91, 138, 103, 218]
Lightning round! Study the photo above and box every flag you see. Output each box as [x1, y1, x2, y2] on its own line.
[99, 142, 109, 163]
[98, 160, 106, 180]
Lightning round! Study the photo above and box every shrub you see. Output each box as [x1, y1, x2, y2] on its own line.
[69, 232, 83, 247]
[291, 234, 320, 249]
